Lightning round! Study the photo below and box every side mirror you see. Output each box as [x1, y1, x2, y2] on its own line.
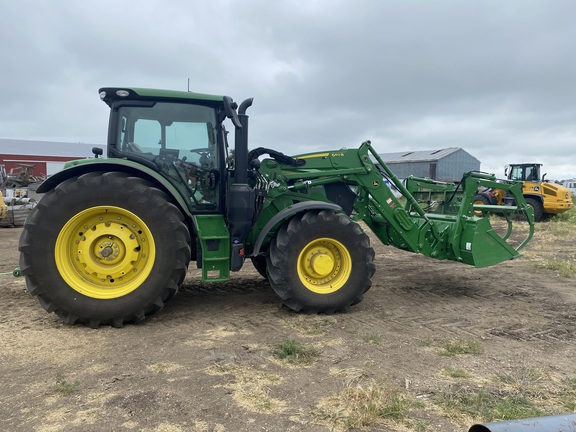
[92, 147, 104, 158]
[223, 96, 242, 128]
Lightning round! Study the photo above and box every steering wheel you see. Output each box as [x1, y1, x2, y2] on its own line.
[189, 148, 213, 169]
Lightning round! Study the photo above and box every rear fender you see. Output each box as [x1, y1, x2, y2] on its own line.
[250, 201, 343, 256]
[36, 159, 193, 219]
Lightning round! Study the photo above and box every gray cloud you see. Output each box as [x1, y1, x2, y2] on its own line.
[1, 0, 575, 179]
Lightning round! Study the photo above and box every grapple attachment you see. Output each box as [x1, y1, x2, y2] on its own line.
[364, 145, 535, 268]
[397, 172, 534, 267]
[457, 211, 527, 267]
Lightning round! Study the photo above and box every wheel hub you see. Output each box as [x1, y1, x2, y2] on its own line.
[310, 253, 334, 277]
[98, 241, 119, 260]
[297, 238, 352, 294]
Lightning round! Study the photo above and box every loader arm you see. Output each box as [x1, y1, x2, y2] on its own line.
[252, 141, 534, 268]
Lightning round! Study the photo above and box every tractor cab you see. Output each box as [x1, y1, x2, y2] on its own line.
[505, 163, 544, 183]
[99, 88, 238, 212]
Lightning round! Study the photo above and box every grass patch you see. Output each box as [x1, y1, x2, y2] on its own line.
[282, 315, 338, 336]
[313, 378, 417, 430]
[420, 337, 483, 357]
[559, 376, 576, 411]
[544, 220, 575, 236]
[434, 368, 576, 423]
[272, 339, 320, 365]
[519, 196, 576, 281]
[534, 259, 576, 278]
[435, 386, 547, 423]
[54, 371, 80, 396]
[552, 199, 576, 224]
[362, 332, 382, 344]
[206, 363, 285, 413]
[442, 366, 472, 379]
[440, 338, 482, 356]
[522, 201, 576, 277]
[496, 367, 545, 390]
[418, 339, 434, 348]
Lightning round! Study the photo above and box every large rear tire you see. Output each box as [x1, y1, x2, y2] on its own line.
[267, 210, 375, 313]
[19, 172, 191, 328]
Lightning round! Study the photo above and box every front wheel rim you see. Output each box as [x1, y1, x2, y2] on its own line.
[55, 206, 156, 299]
[473, 199, 485, 216]
[297, 237, 352, 294]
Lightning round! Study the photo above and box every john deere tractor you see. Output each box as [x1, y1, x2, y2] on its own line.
[474, 163, 573, 221]
[19, 87, 535, 327]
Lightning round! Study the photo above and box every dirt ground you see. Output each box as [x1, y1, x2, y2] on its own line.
[1, 223, 575, 432]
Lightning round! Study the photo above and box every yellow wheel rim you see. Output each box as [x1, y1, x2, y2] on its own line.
[55, 206, 156, 299]
[297, 237, 352, 294]
[473, 199, 485, 216]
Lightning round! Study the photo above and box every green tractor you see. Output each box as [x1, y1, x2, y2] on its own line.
[19, 87, 535, 327]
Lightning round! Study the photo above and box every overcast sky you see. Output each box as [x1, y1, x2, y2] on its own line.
[1, 0, 575, 179]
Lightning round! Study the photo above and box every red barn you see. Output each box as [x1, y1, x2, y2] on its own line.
[0, 139, 106, 178]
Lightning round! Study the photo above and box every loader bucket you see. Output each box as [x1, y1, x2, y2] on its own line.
[390, 170, 534, 268]
[457, 216, 521, 268]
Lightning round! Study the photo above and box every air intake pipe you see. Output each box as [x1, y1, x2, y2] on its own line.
[234, 98, 253, 184]
[227, 97, 254, 271]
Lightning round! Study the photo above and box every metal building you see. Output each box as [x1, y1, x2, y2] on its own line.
[378, 147, 480, 182]
[0, 139, 105, 178]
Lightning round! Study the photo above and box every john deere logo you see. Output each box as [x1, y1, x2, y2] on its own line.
[373, 181, 379, 187]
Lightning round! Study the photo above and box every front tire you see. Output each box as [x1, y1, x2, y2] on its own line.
[267, 210, 375, 313]
[473, 194, 491, 217]
[19, 172, 191, 327]
[525, 197, 544, 222]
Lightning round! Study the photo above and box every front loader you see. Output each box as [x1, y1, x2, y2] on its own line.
[18, 88, 534, 327]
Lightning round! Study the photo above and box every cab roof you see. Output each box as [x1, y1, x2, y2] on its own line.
[98, 87, 226, 107]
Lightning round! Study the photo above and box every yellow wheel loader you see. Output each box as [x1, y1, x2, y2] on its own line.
[474, 163, 573, 221]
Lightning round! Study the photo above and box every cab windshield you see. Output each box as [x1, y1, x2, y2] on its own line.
[510, 165, 540, 182]
[115, 102, 221, 209]
[117, 102, 217, 160]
